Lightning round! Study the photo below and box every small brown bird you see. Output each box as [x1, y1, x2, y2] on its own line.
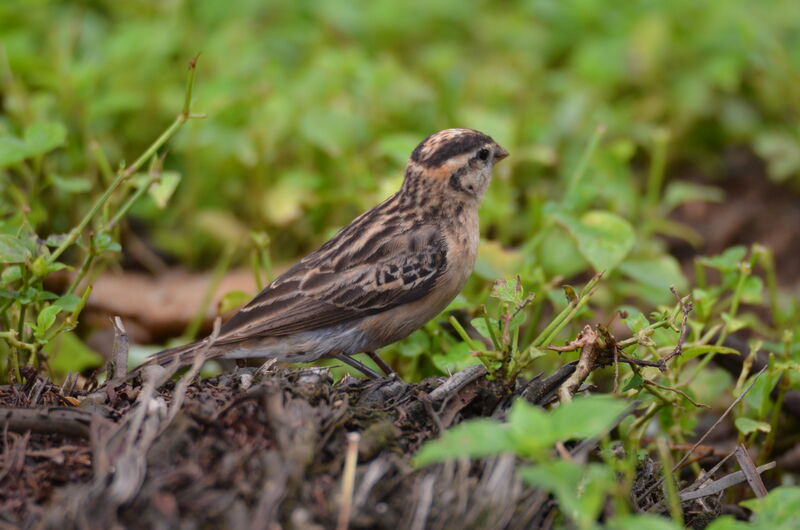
[139, 128, 508, 378]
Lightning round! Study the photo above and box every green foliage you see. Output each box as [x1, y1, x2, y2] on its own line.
[0, 60, 201, 382]
[521, 462, 614, 530]
[606, 514, 684, 530]
[707, 487, 800, 529]
[415, 395, 629, 528]
[551, 209, 635, 273]
[414, 394, 629, 465]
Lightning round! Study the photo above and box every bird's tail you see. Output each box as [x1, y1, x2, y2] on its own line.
[130, 340, 212, 376]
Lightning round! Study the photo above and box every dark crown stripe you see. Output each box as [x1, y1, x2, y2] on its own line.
[410, 130, 493, 167]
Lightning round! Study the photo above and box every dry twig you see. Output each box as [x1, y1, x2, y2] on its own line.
[636, 364, 769, 505]
[734, 445, 768, 498]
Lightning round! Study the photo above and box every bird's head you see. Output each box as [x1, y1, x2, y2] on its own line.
[404, 128, 508, 203]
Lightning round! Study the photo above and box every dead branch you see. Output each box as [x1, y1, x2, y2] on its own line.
[660, 287, 693, 368]
[0, 407, 103, 439]
[642, 379, 709, 409]
[680, 462, 775, 501]
[636, 364, 769, 505]
[734, 445, 768, 498]
[110, 316, 129, 383]
[557, 326, 600, 403]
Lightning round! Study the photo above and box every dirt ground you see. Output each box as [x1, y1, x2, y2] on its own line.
[2, 362, 597, 529]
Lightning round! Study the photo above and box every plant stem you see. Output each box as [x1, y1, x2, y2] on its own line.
[657, 438, 684, 526]
[533, 272, 603, 347]
[714, 260, 751, 347]
[183, 243, 235, 341]
[755, 245, 782, 326]
[645, 129, 670, 212]
[564, 124, 606, 208]
[48, 58, 201, 264]
[448, 315, 482, 351]
[482, 306, 501, 350]
[66, 234, 96, 295]
[105, 172, 157, 230]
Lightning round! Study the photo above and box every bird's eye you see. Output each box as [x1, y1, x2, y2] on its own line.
[477, 148, 490, 161]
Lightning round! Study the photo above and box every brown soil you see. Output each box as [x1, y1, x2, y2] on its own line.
[670, 149, 800, 288]
[1, 364, 584, 529]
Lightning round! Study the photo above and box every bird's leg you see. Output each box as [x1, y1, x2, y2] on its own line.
[365, 351, 395, 376]
[330, 352, 382, 379]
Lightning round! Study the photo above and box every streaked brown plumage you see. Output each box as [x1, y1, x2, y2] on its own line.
[138, 128, 508, 378]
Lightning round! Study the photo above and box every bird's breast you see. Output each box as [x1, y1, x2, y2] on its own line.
[355, 205, 481, 351]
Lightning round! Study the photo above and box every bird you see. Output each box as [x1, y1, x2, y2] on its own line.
[137, 128, 508, 378]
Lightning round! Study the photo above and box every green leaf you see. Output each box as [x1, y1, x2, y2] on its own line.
[148, 171, 181, 208]
[95, 233, 122, 253]
[1, 264, 22, 285]
[0, 136, 29, 167]
[550, 395, 631, 441]
[620, 307, 650, 333]
[491, 277, 524, 305]
[471, 317, 500, 344]
[24, 122, 67, 157]
[623, 373, 644, 392]
[754, 131, 800, 182]
[741, 276, 764, 305]
[742, 371, 781, 418]
[0, 234, 32, 263]
[377, 133, 418, 165]
[692, 288, 714, 321]
[698, 246, 746, 272]
[475, 240, 523, 280]
[553, 210, 635, 272]
[740, 486, 800, 527]
[704, 515, 751, 530]
[35, 305, 62, 339]
[413, 418, 513, 467]
[49, 174, 92, 193]
[262, 179, 307, 226]
[45, 331, 104, 374]
[663, 181, 724, 210]
[394, 329, 431, 358]
[507, 399, 553, 457]
[608, 514, 685, 530]
[46, 261, 71, 274]
[430, 341, 481, 373]
[721, 313, 747, 333]
[734, 417, 771, 435]
[44, 233, 70, 248]
[55, 293, 82, 313]
[536, 225, 588, 279]
[521, 461, 614, 529]
[218, 289, 251, 314]
[681, 345, 740, 361]
[619, 256, 688, 294]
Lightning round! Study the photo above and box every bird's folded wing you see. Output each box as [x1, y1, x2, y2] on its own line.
[214, 227, 448, 342]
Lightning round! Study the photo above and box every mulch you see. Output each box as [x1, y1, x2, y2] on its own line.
[1, 363, 591, 529]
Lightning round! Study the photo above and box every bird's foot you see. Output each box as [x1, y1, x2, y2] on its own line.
[331, 352, 383, 379]
[365, 351, 396, 377]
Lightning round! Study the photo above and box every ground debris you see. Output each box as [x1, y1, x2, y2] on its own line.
[0, 361, 713, 528]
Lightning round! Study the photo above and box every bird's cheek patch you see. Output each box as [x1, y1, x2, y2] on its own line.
[428, 159, 460, 180]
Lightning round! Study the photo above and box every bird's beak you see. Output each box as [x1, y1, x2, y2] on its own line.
[494, 145, 509, 162]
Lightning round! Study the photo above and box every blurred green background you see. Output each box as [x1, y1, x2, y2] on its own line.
[1, 0, 800, 377]
[4, 0, 798, 261]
